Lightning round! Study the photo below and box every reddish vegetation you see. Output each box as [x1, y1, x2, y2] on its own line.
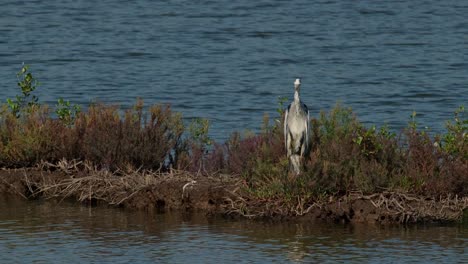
[0, 101, 466, 223]
[0, 102, 184, 171]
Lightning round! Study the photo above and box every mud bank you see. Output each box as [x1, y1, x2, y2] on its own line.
[1, 168, 466, 224]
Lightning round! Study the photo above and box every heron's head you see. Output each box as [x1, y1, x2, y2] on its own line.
[294, 78, 301, 91]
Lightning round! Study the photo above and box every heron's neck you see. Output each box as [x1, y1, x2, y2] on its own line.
[294, 90, 300, 103]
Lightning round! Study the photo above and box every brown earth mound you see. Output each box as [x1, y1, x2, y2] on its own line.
[1, 168, 466, 224]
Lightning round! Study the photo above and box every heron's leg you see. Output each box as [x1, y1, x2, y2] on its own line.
[294, 136, 302, 156]
[300, 132, 306, 158]
[290, 155, 301, 175]
[286, 131, 292, 158]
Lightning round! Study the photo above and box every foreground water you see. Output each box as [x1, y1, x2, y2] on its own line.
[1, 0, 467, 140]
[0, 197, 466, 263]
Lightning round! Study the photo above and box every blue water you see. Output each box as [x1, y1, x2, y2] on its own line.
[1, 197, 467, 263]
[0, 0, 466, 140]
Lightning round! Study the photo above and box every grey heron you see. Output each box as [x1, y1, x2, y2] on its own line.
[284, 78, 311, 174]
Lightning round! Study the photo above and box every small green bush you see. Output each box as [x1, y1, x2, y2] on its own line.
[6, 64, 40, 117]
[55, 98, 81, 126]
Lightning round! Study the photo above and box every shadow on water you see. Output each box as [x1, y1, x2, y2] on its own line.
[1, 196, 467, 263]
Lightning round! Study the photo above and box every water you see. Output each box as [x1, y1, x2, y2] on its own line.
[0, 0, 466, 140]
[0, 196, 466, 263]
[1, 3, 466, 262]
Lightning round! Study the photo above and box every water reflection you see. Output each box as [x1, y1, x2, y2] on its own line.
[0, 196, 466, 263]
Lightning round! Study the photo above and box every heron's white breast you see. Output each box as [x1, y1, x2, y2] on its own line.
[287, 112, 308, 137]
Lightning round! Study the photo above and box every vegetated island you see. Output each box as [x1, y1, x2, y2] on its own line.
[1, 65, 467, 224]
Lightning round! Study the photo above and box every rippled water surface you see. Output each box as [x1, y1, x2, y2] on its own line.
[0, 0, 467, 140]
[1, 3, 467, 262]
[0, 197, 467, 263]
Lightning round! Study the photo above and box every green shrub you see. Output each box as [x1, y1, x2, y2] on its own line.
[55, 98, 81, 126]
[441, 106, 467, 158]
[6, 64, 40, 117]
